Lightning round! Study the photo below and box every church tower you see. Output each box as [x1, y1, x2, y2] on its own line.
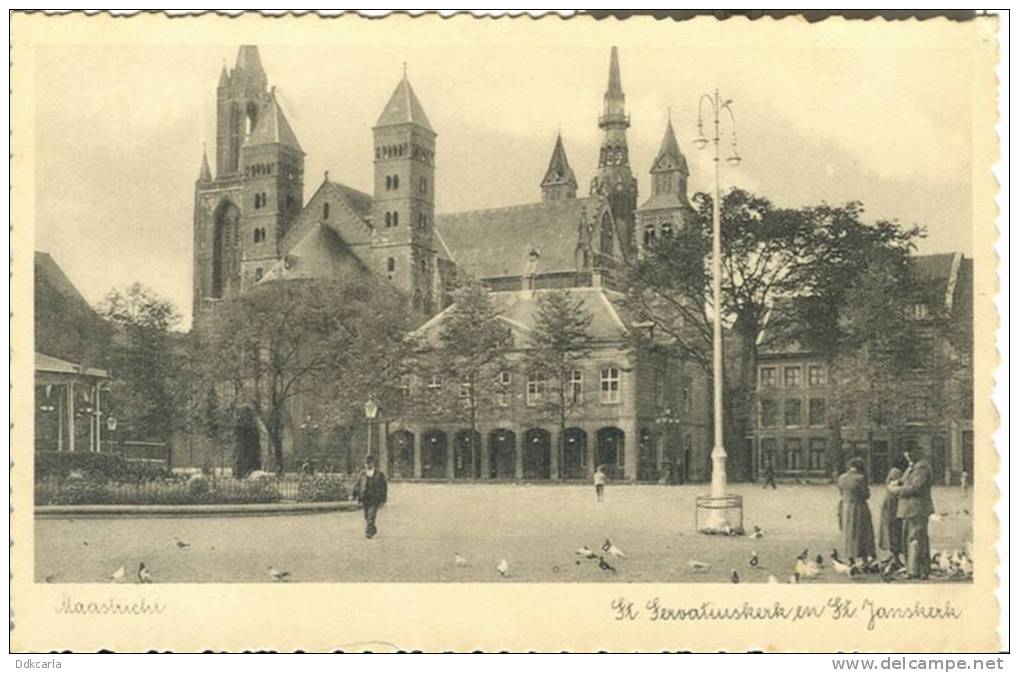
[371, 70, 437, 312]
[636, 113, 697, 254]
[216, 45, 268, 178]
[590, 46, 638, 261]
[238, 89, 305, 291]
[540, 133, 578, 202]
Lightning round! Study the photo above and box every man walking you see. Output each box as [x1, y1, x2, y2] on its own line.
[890, 447, 935, 579]
[762, 462, 777, 490]
[353, 455, 388, 539]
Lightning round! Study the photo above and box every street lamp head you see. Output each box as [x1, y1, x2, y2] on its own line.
[693, 135, 709, 150]
[107, 416, 118, 432]
[726, 154, 743, 167]
[364, 397, 379, 420]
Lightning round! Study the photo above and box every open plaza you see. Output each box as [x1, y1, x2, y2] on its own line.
[35, 482, 973, 584]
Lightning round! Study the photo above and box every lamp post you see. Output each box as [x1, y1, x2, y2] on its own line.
[364, 397, 379, 464]
[693, 89, 743, 533]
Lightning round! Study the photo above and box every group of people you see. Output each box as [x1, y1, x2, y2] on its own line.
[837, 447, 936, 579]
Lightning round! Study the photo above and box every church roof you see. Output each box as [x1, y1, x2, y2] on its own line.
[245, 92, 303, 153]
[606, 46, 623, 97]
[198, 149, 212, 182]
[638, 191, 691, 213]
[435, 197, 601, 280]
[262, 222, 367, 283]
[375, 74, 434, 132]
[652, 117, 688, 175]
[35, 251, 92, 312]
[235, 45, 264, 73]
[540, 134, 578, 188]
[326, 180, 373, 222]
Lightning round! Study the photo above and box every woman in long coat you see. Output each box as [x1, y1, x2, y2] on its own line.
[878, 456, 908, 566]
[838, 457, 877, 561]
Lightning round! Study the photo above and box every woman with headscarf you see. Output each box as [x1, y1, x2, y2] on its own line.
[878, 455, 909, 568]
[838, 457, 877, 562]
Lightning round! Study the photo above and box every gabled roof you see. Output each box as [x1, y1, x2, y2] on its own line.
[652, 117, 688, 175]
[413, 286, 630, 348]
[375, 74, 434, 132]
[435, 197, 603, 280]
[35, 251, 92, 312]
[198, 149, 212, 182]
[326, 180, 373, 222]
[262, 222, 367, 283]
[541, 134, 577, 188]
[245, 92, 303, 153]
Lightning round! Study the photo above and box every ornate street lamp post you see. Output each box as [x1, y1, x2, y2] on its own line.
[693, 89, 743, 534]
[364, 397, 379, 462]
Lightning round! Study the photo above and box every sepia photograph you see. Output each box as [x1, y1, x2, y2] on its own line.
[10, 10, 1003, 653]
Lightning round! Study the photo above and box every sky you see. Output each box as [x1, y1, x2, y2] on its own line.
[32, 18, 978, 329]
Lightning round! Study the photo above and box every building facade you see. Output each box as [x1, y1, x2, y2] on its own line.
[751, 253, 974, 485]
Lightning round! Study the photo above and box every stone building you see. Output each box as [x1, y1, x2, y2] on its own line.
[751, 252, 974, 484]
[190, 45, 714, 479]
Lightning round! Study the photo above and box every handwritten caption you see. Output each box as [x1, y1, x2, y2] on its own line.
[611, 596, 962, 631]
[55, 593, 166, 616]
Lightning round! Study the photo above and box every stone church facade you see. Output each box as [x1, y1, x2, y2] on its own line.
[191, 45, 711, 481]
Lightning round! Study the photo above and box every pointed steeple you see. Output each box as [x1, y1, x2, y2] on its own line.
[652, 113, 688, 176]
[375, 71, 434, 132]
[607, 46, 623, 97]
[217, 64, 229, 89]
[541, 133, 578, 202]
[198, 145, 212, 182]
[235, 45, 264, 74]
[600, 46, 629, 129]
[245, 89, 303, 153]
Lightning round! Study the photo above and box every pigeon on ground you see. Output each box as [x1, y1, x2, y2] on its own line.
[598, 557, 617, 573]
[602, 539, 626, 558]
[814, 554, 824, 567]
[794, 558, 819, 579]
[830, 548, 841, 563]
[748, 551, 759, 568]
[268, 566, 291, 582]
[43, 574, 58, 584]
[831, 558, 855, 577]
[687, 560, 711, 572]
[575, 545, 598, 559]
[730, 569, 740, 584]
[109, 566, 126, 582]
[797, 548, 809, 561]
[82, 541, 88, 547]
[497, 559, 509, 577]
[938, 552, 953, 575]
[137, 562, 154, 584]
[788, 573, 800, 584]
[767, 574, 779, 584]
[929, 513, 945, 524]
[454, 553, 468, 567]
[174, 537, 190, 549]
[749, 526, 764, 539]
[786, 514, 792, 520]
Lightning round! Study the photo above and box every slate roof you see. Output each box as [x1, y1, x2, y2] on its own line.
[651, 117, 688, 175]
[435, 197, 600, 280]
[541, 134, 577, 188]
[245, 93, 303, 153]
[327, 181, 373, 222]
[35, 251, 92, 312]
[413, 286, 630, 348]
[375, 75, 434, 132]
[262, 222, 366, 283]
[36, 352, 109, 379]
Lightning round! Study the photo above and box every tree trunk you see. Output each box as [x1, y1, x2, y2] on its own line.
[270, 405, 285, 474]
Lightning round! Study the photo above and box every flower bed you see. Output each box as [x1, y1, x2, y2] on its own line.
[34, 474, 282, 506]
[295, 475, 351, 503]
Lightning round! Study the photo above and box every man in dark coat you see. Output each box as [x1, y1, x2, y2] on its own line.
[353, 455, 388, 539]
[890, 447, 935, 579]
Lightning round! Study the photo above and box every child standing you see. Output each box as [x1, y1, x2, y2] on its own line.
[594, 465, 606, 502]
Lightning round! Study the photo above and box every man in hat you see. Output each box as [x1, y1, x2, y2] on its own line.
[353, 454, 388, 539]
[889, 445, 935, 579]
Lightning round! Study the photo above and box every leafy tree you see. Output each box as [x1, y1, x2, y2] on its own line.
[524, 290, 595, 480]
[623, 189, 923, 480]
[233, 406, 261, 478]
[35, 269, 112, 369]
[422, 279, 512, 477]
[99, 283, 183, 443]
[197, 275, 416, 473]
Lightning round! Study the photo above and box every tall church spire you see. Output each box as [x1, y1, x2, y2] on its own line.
[541, 133, 577, 202]
[637, 111, 696, 253]
[652, 114, 687, 176]
[198, 145, 212, 182]
[591, 46, 638, 261]
[375, 70, 434, 132]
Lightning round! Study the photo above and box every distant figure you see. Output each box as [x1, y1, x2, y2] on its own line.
[762, 463, 777, 490]
[878, 455, 909, 568]
[960, 470, 969, 494]
[594, 465, 607, 502]
[889, 447, 935, 580]
[837, 457, 876, 562]
[353, 455, 388, 539]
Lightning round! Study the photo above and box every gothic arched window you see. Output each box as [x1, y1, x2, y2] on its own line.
[661, 221, 673, 239]
[393, 175, 399, 190]
[643, 225, 656, 247]
[392, 211, 399, 227]
[385, 212, 392, 227]
[323, 202, 330, 220]
[385, 175, 392, 190]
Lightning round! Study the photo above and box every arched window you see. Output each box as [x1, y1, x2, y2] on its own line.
[392, 211, 399, 227]
[419, 176, 428, 194]
[661, 221, 673, 238]
[253, 229, 260, 243]
[392, 175, 399, 190]
[643, 225, 656, 247]
[385, 175, 392, 190]
[385, 212, 392, 227]
[285, 194, 294, 211]
[322, 202, 330, 220]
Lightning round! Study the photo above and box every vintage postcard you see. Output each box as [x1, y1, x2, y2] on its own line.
[10, 11, 1001, 652]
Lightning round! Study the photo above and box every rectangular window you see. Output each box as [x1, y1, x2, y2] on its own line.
[913, 303, 929, 319]
[683, 386, 691, 412]
[494, 371, 511, 407]
[784, 366, 802, 388]
[785, 438, 803, 470]
[808, 398, 827, 426]
[427, 374, 442, 394]
[459, 377, 473, 410]
[570, 369, 584, 404]
[759, 366, 777, 388]
[905, 397, 929, 422]
[654, 372, 665, 408]
[398, 375, 411, 399]
[526, 373, 545, 406]
[600, 367, 620, 403]
[387, 257, 396, 273]
[808, 438, 827, 471]
[760, 399, 779, 428]
[254, 267, 263, 282]
[784, 398, 802, 427]
[807, 365, 826, 386]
